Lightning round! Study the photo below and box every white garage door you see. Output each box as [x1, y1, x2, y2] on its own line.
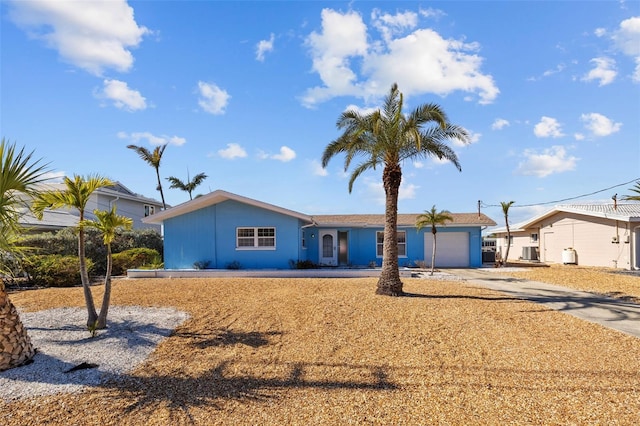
[424, 232, 469, 267]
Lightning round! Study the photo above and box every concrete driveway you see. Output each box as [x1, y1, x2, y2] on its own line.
[445, 268, 640, 339]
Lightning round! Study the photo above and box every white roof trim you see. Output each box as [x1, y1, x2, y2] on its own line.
[143, 189, 313, 224]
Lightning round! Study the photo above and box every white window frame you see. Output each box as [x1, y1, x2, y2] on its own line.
[505, 235, 514, 246]
[144, 205, 155, 217]
[376, 230, 407, 258]
[236, 227, 276, 250]
[530, 233, 538, 243]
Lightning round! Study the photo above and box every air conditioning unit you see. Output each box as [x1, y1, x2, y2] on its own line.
[612, 236, 619, 244]
[522, 246, 538, 261]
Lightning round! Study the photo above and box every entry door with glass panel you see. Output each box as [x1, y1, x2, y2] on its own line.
[319, 230, 338, 266]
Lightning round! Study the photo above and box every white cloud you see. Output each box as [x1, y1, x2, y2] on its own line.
[580, 112, 622, 137]
[612, 16, 640, 82]
[517, 146, 577, 177]
[456, 129, 480, 147]
[534, 116, 564, 138]
[264, 146, 296, 163]
[8, 0, 149, 75]
[371, 9, 418, 42]
[418, 7, 446, 19]
[197, 81, 230, 115]
[97, 79, 146, 111]
[594, 27, 607, 37]
[218, 143, 247, 159]
[413, 161, 424, 169]
[582, 57, 617, 86]
[256, 33, 275, 62]
[365, 178, 419, 204]
[118, 131, 185, 146]
[574, 133, 585, 141]
[492, 118, 510, 130]
[302, 8, 498, 107]
[311, 160, 328, 176]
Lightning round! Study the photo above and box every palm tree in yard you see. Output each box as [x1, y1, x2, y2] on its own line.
[127, 144, 167, 209]
[81, 206, 132, 329]
[622, 181, 640, 201]
[0, 139, 48, 370]
[32, 174, 114, 328]
[500, 201, 515, 266]
[322, 83, 469, 296]
[166, 171, 208, 200]
[416, 205, 453, 276]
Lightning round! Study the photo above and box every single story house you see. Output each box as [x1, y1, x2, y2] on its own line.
[20, 181, 165, 232]
[491, 203, 640, 270]
[142, 189, 496, 270]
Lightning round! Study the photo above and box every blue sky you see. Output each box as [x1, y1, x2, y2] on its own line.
[1, 1, 639, 228]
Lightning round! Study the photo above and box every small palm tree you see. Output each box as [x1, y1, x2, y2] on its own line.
[127, 144, 167, 209]
[81, 206, 133, 329]
[622, 181, 640, 201]
[32, 174, 114, 328]
[416, 205, 453, 275]
[322, 83, 468, 296]
[0, 139, 48, 371]
[166, 171, 208, 201]
[500, 201, 515, 266]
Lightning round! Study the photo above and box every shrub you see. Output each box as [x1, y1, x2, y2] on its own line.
[289, 259, 317, 269]
[226, 261, 241, 270]
[21, 228, 163, 276]
[111, 248, 162, 276]
[23, 255, 94, 287]
[193, 260, 212, 270]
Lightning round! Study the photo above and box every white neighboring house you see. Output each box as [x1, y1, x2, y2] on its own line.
[19, 181, 164, 233]
[492, 203, 640, 270]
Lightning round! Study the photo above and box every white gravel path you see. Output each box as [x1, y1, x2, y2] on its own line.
[0, 306, 189, 402]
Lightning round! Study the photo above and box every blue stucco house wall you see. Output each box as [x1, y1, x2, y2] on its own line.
[144, 190, 496, 270]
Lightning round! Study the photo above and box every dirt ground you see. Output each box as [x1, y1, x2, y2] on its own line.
[2, 266, 639, 425]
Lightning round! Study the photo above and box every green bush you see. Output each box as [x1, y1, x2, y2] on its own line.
[23, 255, 94, 287]
[112, 248, 162, 276]
[20, 228, 163, 275]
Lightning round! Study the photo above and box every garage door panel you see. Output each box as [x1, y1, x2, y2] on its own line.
[424, 232, 469, 267]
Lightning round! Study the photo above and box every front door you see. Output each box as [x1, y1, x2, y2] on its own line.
[320, 230, 338, 266]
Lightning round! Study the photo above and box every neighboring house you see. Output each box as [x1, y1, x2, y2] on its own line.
[142, 189, 496, 270]
[19, 181, 164, 232]
[491, 203, 640, 270]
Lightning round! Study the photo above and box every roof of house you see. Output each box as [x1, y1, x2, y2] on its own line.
[492, 203, 640, 234]
[311, 213, 496, 227]
[39, 181, 164, 206]
[143, 189, 497, 228]
[18, 208, 78, 230]
[142, 189, 313, 224]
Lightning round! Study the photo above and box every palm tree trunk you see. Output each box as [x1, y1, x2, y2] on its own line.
[504, 223, 511, 267]
[78, 227, 98, 328]
[0, 281, 36, 371]
[96, 244, 112, 329]
[376, 165, 404, 296]
[155, 168, 166, 210]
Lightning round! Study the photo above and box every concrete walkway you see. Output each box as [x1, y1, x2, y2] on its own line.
[444, 268, 640, 339]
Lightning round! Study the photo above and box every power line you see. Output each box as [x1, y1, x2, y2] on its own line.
[480, 177, 640, 209]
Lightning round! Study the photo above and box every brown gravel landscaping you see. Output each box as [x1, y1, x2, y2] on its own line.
[2, 269, 640, 425]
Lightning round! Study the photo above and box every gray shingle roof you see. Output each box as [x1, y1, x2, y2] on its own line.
[311, 213, 496, 227]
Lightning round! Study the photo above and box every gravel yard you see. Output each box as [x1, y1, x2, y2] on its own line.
[2, 267, 639, 425]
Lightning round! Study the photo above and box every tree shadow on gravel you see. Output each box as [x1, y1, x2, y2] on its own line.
[102, 359, 398, 423]
[402, 292, 521, 302]
[174, 328, 283, 349]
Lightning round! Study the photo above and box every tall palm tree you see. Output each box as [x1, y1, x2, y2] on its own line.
[0, 139, 48, 371]
[166, 171, 208, 201]
[500, 201, 515, 266]
[322, 83, 468, 296]
[622, 181, 640, 201]
[81, 206, 132, 329]
[32, 174, 114, 328]
[416, 205, 453, 276]
[127, 144, 167, 209]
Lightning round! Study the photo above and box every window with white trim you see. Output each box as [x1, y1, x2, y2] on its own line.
[236, 227, 276, 249]
[530, 233, 538, 243]
[376, 230, 407, 257]
[144, 205, 155, 217]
